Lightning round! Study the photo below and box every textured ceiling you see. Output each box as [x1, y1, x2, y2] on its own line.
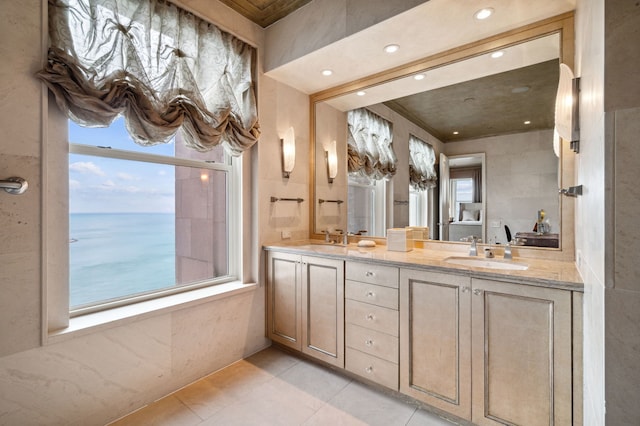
[385, 59, 560, 142]
[219, 0, 311, 27]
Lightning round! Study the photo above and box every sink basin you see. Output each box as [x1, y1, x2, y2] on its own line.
[444, 256, 529, 271]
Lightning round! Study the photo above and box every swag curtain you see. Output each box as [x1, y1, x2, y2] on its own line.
[38, 0, 260, 156]
[347, 108, 397, 180]
[408, 135, 437, 191]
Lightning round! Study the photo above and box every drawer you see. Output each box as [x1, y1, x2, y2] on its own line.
[346, 348, 398, 390]
[346, 299, 398, 336]
[346, 262, 399, 288]
[346, 280, 398, 310]
[346, 323, 398, 363]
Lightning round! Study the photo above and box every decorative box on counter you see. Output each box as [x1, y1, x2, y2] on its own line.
[406, 226, 429, 240]
[387, 228, 414, 252]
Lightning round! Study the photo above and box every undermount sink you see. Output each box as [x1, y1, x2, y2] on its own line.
[444, 256, 529, 271]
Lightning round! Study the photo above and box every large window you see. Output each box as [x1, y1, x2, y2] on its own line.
[69, 118, 238, 313]
[347, 174, 386, 237]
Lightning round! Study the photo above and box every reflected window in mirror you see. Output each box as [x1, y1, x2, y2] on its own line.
[409, 189, 429, 228]
[408, 135, 437, 232]
[348, 174, 386, 237]
[451, 178, 474, 221]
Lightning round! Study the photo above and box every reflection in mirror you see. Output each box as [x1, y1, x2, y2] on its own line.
[312, 17, 573, 252]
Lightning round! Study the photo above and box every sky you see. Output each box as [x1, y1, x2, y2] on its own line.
[69, 118, 176, 214]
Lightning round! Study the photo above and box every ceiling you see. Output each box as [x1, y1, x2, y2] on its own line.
[219, 0, 311, 27]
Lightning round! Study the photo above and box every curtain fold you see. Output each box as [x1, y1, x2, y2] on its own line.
[38, 0, 260, 156]
[347, 108, 396, 180]
[408, 135, 437, 191]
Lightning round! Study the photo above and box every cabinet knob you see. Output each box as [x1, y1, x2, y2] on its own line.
[365, 366, 373, 374]
[366, 291, 375, 298]
[365, 271, 375, 277]
[461, 287, 470, 293]
[365, 339, 374, 347]
[473, 289, 483, 296]
[366, 313, 375, 321]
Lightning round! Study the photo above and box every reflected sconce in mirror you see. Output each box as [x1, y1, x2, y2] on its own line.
[325, 140, 338, 183]
[554, 63, 580, 153]
[281, 127, 295, 178]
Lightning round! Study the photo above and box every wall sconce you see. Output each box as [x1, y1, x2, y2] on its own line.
[554, 63, 580, 153]
[281, 127, 295, 178]
[325, 140, 338, 183]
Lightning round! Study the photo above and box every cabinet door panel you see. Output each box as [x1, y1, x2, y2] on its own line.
[400, 269, 472, 420]
[301, 256, 344, 367]
[267, 252, 301, 350]
[471, 279, 572, 426]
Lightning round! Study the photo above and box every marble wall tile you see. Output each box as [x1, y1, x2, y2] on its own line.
[613, 106, 640, 293]
[605, 288, 640, 424]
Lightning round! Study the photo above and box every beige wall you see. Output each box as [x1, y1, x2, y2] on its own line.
[0, 0, 309, 424]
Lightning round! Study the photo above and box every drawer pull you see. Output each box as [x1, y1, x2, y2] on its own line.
[366, 313, 375, 321]
[473, 289, 483, 296]
[365, 339, 374, 347]
[461, 286, 470, 293]
[366, 291, 375, 298]
[365, 271, 375, 277]
[365, 366, 374, 374]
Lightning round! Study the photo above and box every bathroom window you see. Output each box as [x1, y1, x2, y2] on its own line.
[348, 174, 386, 237]
[450, 178, 474, 221]
[68, 118, 240, 313]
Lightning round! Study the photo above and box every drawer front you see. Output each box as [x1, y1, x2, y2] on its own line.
[346, 323, 398, 363]
[345, 280, 398, 310]
[346, 299, 399, 336]
[346, 348, 398, 390]
[346, 262, 399, 288]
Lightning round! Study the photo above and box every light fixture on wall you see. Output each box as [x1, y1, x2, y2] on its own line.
[555, 63, 580, 153]
[325, 140, 338, 184]
[281, 127, 295, 178]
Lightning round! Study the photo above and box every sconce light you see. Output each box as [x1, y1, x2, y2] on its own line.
[281, 127, 295, 178]
[325, 140, 338, 184]
[554, 63, 580, 153]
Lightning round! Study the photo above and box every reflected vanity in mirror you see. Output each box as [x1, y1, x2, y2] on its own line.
[310, 13, 576, 257]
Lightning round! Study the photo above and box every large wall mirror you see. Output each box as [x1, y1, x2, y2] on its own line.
[310, 13, 576, 257]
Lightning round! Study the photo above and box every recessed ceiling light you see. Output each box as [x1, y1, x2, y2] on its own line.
[524, 120, 531, 125]
[453, 131, 459, 135]
[384, 44, 400, 54]
[321, 69, 333, 76]
[491, 51, 504, 59]
[474, 8, 494, 20]
[357, 91, 366, 96]
[414, 74, 425, 81]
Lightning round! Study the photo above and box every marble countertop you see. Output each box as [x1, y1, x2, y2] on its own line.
[263, 240, 584, 292]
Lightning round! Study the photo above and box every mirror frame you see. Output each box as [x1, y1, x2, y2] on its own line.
[309, 12, 576, 261]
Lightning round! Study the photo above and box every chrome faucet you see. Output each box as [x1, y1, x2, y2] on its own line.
[469, 237, 478, 256]
[324, 230, 331, 243]
[504, 242, 513, 260]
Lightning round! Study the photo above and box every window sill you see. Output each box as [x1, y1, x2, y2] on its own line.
[46, 281, 258, 345]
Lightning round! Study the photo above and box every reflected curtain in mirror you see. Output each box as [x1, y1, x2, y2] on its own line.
[347, 108, 397, 180]
[38, 0, 260, 156]
[408, 135, 437, 191]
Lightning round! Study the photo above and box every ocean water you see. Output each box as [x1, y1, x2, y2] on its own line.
[70, 213, 175, 308]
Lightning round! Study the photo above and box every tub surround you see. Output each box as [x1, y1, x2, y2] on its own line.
[264, 240, 583, 291]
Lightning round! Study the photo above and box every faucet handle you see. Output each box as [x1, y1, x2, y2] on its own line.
[504, 242, 513, 260]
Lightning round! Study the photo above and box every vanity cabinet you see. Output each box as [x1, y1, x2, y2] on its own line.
[266, 251, 344, 367]
[345, 261, 400, 390]
[400, 269, 573, 425]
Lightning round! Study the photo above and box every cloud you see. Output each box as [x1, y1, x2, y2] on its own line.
[117, 172, 137, 181]
[158, 170, 167, 176]
[69, 179, 81, 190]
[69, 161, 105, 176]
[102, 180, 116, 187]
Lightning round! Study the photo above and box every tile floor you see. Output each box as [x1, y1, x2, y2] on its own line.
[109, 346, 460, 425]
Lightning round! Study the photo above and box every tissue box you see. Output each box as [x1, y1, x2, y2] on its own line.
[406, 226, 429, 240]
[387, 228, 413, 252]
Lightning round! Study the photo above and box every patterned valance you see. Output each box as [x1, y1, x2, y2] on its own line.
[347, 108, 397, 180]
[38, 0, 260, 156]
[409, 135, 437, 190]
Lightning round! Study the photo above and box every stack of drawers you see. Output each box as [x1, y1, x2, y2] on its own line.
[344, 261, 400, 390]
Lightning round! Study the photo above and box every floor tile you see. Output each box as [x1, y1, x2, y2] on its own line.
[109, 395, 201, 426]
[406, 408, 461, 426]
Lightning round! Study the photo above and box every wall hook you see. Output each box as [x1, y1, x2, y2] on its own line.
[1, 177, 28, 195]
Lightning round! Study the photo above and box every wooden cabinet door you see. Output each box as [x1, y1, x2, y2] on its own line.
[301, 255, 344, 367]
[266, 251, 301, 350]
[400, 269, 472, 420]
[471, 279, 572, 426]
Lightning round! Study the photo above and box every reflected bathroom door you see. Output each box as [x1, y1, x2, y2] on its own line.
[439, 153, 450, 241]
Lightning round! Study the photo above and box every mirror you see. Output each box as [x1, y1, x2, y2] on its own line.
[311, 14, 575, 254]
